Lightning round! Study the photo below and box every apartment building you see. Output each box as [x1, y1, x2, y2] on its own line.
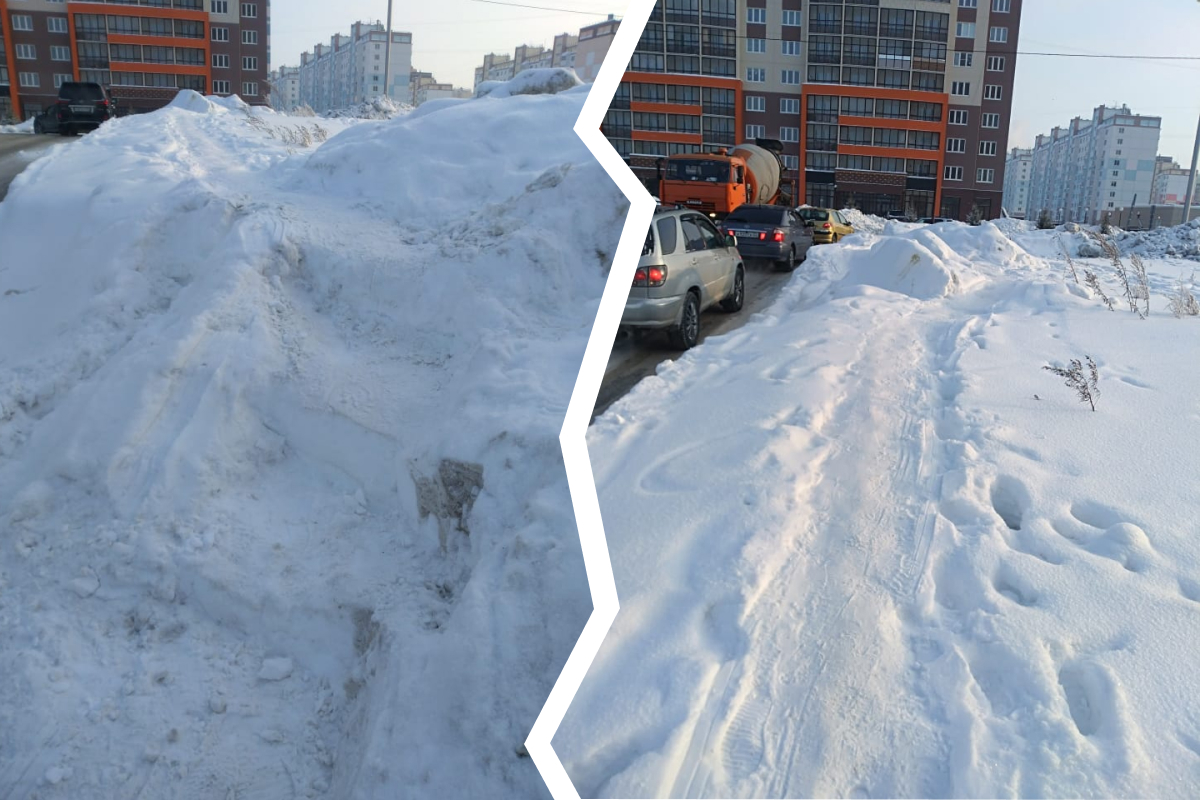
[409, 69, 471, 106]
[575, 15, 619, 83]
[268, 64, 298, 111]
[1002, 145, 1031, 217]
[294, 21, 412, 113]
[473, 36, 577, 87]
[1151, 156, 1198, 206]
[1026, 105, 1161, 225]
[0, 0, 270, 122]
[604, 0, 742, 191]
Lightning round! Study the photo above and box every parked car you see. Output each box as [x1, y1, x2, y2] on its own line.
[621, 207, 746, 350]
[33, 82, 115, 136]
[918, 216, 955, 224]
[795, 207, 855, 244]
[722, 204, 813, 271]
[885, 210, 915, 222]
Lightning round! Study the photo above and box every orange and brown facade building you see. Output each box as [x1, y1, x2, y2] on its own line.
[603, 0, 1022, 222]
[1, 0, 269, 122]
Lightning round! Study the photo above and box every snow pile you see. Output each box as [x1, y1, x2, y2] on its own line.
[476, 68, 582, 99]
[321, 94, 412, 120]
[1114, 217, 1200, 260]
[0, 118, 35, 134]
[839, 207, 886, 235]
[0, 83, 623, 799]
[558, 222, 1200, 798]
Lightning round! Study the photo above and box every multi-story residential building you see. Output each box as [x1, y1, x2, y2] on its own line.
[409, 69, 470, 106]
[268, 64, 299, 111]
[604, 0, 742, 192]
[473, 38, 578, 88]
[0, 0, 270, 122]
[575, 15, 619, 83]
[1002, 146, 1031, 217]
[600, 0, 1022, 220]
[293, 21, 412, 113]
[1151, 157, 1198, 206]
[1025, 104, 1161, 225]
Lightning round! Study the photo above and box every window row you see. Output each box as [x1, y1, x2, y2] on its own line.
[831, 125, 941, 150]
[745, 68, 802, 84]
[808, 35, 948, 70]
[611, 83, 736, 116]
[745, 124, 800, 143]
[637, 24, 738, 57]
[744, 38, 802, 57]
[745, 8, 802, 26]
[954, 22, 1010, 42]
[9, 15, 69, 34]
[806, 94, 943, 122]
[950, 82, 1005, 100]
[943, 165, 995, 183]
[75, 14, 205, 39]
[809, 5, 950, 41]
[958, 0, 1012, 12]
[628, 52, 735, 77]
[945, 138, 1000, 156]
[807, 65, 946, 92]
[745, 95, 801, 115]
[805, 152, 940, 178]
[652, 0, 737, 27]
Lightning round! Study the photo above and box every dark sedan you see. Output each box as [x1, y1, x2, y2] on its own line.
[32, 82, 116, 136]
[723, 205, 813, 272]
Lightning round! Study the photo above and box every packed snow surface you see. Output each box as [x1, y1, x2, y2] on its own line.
[557, 219, 1200, 798]
[0, 82, 624, 798]
[0, 118, 34, 134]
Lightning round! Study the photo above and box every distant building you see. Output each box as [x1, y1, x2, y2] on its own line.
[294, 21, 412, 113]
[268, 66, 301, 112]
[1002, 147, 1033, 218]
[409, 69, 471, 106]
[473, 35, 577, 88]
[1026, 105, 1161, 225]
[574, 16, 619, 83]
[1151, 157, 1198, 206]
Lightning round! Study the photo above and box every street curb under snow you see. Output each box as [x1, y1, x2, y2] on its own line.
[524, 1, 656, 797]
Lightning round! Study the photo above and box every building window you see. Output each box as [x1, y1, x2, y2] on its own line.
[47, 17, 69, 34]
[11, 15, 33, 32]
[746, 38, 766, 53]
[782, 155, 799, 171]
[780, 126, 799, 142]
[53, 73, 74, 88]
[241, 3, 258, 17]
[1115, 149, 1121, 155]
[980, 141, 997, 156]
[946, 138, 966, 153]
[242, 56, 258, 71]
[987, 56, 1006, 72]
[747, 7, 765, 24]
[949, 109, 969, 125]
[992, 0, 1011, 11]
[242, 30, 258, 45]
[212, 27, 229, 42]
[746, 124, 766, 139]
[838, 154, 872, 171]
[954, 52, 973, 67]
[213, 53, 230, 68]
[15, 44, 36, 60]
[977, 168, 995, 183]
[213, 0, 229, 12]
[746, 95, 765, 112]
[746, 67, 765, 82]
[782, 10, 801, 26]
[989, 27, 1008, 43]
[944, 165, 964, 181]
[951, 81, 970, 96]
[19, 72, 39, 87]
[780, 97, 800, 115]
[781, 69, 801, 85]
[959, 0, 978, 6]
[984, 84, 1003, 100]
[50, 46, 71, 62]
[956, 22, 975, 39]
[781, 40, 801, 57]
[1109, 191, 1116, 198]
[982, 112, 1000, 128]
[242, 81, 259, 96]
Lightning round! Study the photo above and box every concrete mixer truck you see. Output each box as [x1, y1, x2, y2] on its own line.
[656, 138, 796, 221]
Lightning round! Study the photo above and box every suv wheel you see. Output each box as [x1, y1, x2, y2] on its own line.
[670, 291, 701, 350]
[720, 266, 745, 312]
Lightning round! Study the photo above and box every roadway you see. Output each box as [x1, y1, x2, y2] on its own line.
[0, 134, 64, 203]
[592, 260, 796, 421]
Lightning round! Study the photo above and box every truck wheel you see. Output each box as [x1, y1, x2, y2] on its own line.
[670, 291, 701, 350]
[720, 267, 745, 312]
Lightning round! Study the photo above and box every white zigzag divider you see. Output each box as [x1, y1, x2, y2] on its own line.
[524, 0, 658, 797]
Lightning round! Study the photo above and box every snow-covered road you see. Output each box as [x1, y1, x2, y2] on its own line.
[557, 219, 1200, 798]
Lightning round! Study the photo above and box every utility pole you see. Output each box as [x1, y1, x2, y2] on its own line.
[1185, 108, 1200, 224]
[382, 0, 394, 101]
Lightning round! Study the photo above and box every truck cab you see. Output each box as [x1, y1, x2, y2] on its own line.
[657, 154, 751, 220]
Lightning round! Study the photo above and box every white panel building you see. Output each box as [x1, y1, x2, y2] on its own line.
[294, 21, 413, 113]
[1002, 147, 1033, 219]
[1025, 105, 1162, 225]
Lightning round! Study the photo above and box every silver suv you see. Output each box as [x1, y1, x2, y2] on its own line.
[620, 208, 745, 350]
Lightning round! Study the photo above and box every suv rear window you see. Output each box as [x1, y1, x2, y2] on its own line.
[726, 207, 785, 225]
[796, 208, 830, 222]
[59, 83, 105, 102]
[655, 217, 678, 256]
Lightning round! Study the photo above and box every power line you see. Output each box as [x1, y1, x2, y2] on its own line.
[467, 0, 618, 16]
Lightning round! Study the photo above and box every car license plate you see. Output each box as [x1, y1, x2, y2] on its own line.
[733, 230, 758, 239]
[70, 105, 94, 114]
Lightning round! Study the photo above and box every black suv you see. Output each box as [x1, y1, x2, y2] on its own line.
[33, 82, 116, 136]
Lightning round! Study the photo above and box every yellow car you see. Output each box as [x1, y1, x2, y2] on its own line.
[796, 207, 854, 244]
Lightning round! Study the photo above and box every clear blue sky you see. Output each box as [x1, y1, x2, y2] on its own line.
[271, 0, 1200, 164]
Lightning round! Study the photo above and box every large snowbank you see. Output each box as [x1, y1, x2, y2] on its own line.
[0, 83, 623, 798]
[476, 68, 582, 99]
[321, 94, 413, 120]
[0, 118, 34, 134]
[558, 222, 1200, 798]
[1114, 217, 1200, 260]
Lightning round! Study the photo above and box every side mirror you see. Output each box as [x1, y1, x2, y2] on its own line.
[725, 234, 738, 248]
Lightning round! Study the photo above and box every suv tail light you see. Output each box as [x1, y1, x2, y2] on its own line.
[771, 229, 785, 242]
[633, 265, 668, 288]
